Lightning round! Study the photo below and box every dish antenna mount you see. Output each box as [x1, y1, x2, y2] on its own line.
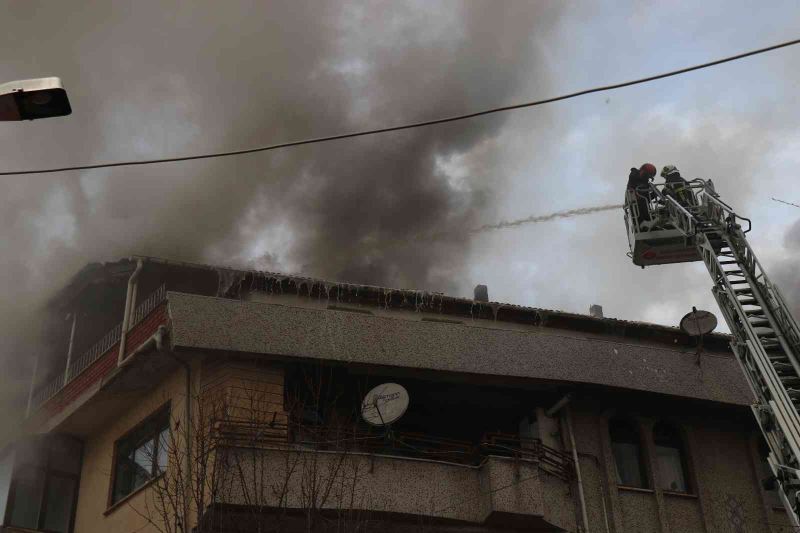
[680, 307, 718, 364]
[361, 383, 409, 427]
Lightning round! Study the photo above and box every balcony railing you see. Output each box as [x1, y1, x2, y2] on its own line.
[215, 421, 573, 480]
[482, 432, 574, 481]
[130, 284, 166, 330]
[30, 284, 167, 411]
[66, 323, 122, 387]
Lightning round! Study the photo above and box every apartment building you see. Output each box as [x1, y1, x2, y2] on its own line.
[0, 256, 792, 532]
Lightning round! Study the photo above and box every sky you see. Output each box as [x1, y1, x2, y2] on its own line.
[1, 0, 800, 423]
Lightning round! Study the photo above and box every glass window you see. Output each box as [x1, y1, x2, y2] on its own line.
[653, 422, 690, 493]
[157, 427, 169, 473]
[609, 418, 648, 488]
[5, 436, 82, 533]
[42, 475, 77, 532]
[111, 406, 170, 505]
[9, 466, 45, 528]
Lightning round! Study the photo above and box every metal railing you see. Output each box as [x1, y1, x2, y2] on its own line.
[130, 284, 166, 329]
[30, 284, 167, 411]
[625, 179, 751, 239]
[482, 432, 574, 480]
[66, 323, 122, 385]
[215, 420, 573, 478]
[30, 373, 65, 410]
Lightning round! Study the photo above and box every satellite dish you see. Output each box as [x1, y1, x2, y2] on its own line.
[680, 308, 718, 336]
[361, 383, 409, 426]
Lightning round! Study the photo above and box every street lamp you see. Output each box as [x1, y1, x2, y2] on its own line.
[0, 77, 71, 121]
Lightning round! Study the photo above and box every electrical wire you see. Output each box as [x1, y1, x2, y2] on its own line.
[772, 197, 800, 209]
[3, 37, 800, 176]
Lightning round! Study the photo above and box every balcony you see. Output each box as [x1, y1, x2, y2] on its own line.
[29, 285, 168, 420]
[207, 422, 575, 531]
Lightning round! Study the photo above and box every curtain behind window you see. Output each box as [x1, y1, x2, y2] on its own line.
[609, 419, 647, 488]
[653, 423, 689, 493]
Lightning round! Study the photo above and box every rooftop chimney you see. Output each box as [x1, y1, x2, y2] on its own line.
[474, 284, 489, 303]
[589, 304, 603, 318]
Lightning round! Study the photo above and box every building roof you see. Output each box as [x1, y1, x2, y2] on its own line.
[50, 256, 751, 407]
[124, 254, 732, 349]
[166, 291, 754, 406]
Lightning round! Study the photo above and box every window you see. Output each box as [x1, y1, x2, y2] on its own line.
[111, 406, 170, 505]
[653, 422, 690, 493]
[609, 418, 648, 488]
[3, 435, 82, 533]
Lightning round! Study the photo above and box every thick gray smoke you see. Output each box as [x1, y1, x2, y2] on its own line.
[0, 1, 562, 436]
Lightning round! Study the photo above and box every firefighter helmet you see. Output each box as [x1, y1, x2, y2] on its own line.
[661, 164, 679, 178]
[640, 163, 657, 180]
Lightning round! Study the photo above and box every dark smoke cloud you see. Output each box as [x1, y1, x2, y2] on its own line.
[0, 1, 562, 438]
[463, 30, 800, 326]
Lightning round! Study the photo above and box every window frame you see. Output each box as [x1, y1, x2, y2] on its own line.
[652, 421, 693, 494]
[3, 435, 83, 533]
[107, 402, 171, 509]
[608, 417, 650, 490]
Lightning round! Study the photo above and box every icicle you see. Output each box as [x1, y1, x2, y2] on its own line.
[322, 282, 332, 302]
[216, 269, 245, 297]
[414, 290, 428, 313]
[383, 289, 393, 309]
[489, 303, 504, 321]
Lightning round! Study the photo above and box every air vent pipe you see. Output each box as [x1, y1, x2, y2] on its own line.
[118, 258, 144, 365]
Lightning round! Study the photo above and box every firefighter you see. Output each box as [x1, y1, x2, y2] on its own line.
[660, 165, 695, 207]
[627, 163, 657, 222]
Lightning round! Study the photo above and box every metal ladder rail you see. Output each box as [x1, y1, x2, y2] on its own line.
[698, 233, 800, 450]
[672, 195, 800, 522]
[696, 233, 800, 525]
[732, 234, 800, 357]
[700, 189, 800, 366]
[648, 184, 698, 237]
[714, 233, 800, 383]
[686, 190, 800, 364]
[657, 189, 800, 519]
[713, 293, 797, 482]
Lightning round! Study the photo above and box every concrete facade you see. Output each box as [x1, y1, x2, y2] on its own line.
[22, 350, 793, 533]
[73, 365, 190, 533]
[1, 258, 795, 533]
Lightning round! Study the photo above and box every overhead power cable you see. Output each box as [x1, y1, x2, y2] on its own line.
[3, 36, 800, 176]
[772, 197, 800, 209]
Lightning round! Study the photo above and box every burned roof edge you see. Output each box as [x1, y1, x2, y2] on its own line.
[65, 255, 731, 352]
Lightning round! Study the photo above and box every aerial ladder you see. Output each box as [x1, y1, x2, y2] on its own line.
[624, 177, 800, 526]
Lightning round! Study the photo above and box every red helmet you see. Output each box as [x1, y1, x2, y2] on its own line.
[639, 163, 657, 180]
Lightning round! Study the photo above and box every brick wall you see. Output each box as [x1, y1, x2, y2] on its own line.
[37, 302, 169, 420]
[123, 302, 168, 358]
